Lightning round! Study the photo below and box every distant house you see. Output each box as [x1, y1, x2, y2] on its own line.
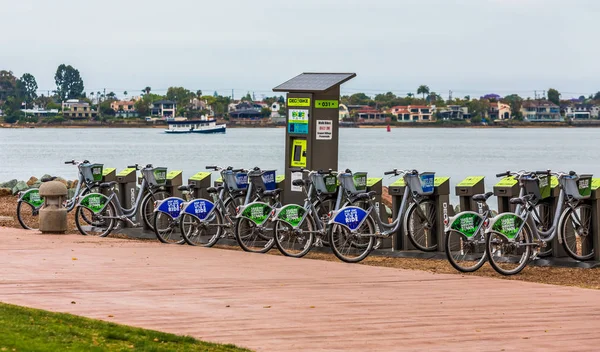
[390, 105, 435, 122]
[21, 107, 59, 117]
[521, 101, 561, 121]
[437, 105, 470, 120]
[229, 109, 261, 119]
[563, 104, 600, 119]
[356, 107, 387, 123]
[62, 99, 97, 119]
[110, 100, 139, 118]
[339, 104, 350, 120]
[269, 102, 282, 118]
[488, 102, 511, 120]
[151, 100, 176, 118]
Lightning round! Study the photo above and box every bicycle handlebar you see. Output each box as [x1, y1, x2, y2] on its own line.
[205, 165, 218, 170]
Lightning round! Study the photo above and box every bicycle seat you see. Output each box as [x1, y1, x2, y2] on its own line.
[207, 186, 224, 194]
[262, 188, 282, 197]
[509, 194, 535, 205]
[41, 176, 57, 182]
[353, 191, 377, 201]
[99, 181, 117, 189]
[292, 179, 307, 187]
[472, 192, 494, 202]
[177, 184, 196, 192]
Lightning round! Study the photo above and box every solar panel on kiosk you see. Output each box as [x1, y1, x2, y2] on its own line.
[273, 73, 356, 92]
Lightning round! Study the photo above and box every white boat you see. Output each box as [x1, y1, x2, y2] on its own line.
[164, 117, 226, 134]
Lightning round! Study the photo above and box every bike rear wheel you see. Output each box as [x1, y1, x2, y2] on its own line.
[486, 222, 532, 276]
[274, 214, 315, 258]
[141, 190, 170, 231]
[560, 204, 594, 261]
[75, 202, 116, 237]
[153, 211, 185, 244]
[234, 218, 275, 253]
[445, 230, 487, 273]
[180, 210, 223, 247]
[17, 201, 40, 230]
[405, 200, 438, 252]
[328, 216, 375, 263]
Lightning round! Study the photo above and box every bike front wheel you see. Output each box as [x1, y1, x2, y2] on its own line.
[180, 210, 223, 247]
[445, 230, 487, 273]
[328, 216, 376, 263]
[141, 190, 170, 231]
[234, 218, 275, 253]
[560, 204, 594, 261]
[274, 214, 315, 258]
[486, 222, 532, 276]
[74, 202, 116, 237]
[153, 211, 185, 244]
[404, 200, 438, 252]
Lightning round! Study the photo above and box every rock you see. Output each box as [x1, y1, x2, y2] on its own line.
[32, 181, 42, 189]
[55, 177, 68, 187]
[11, 181, 29, 195]
[0, 188, 11, 196]
[1, 179, 18, 189]
[26, 176, 39, 187]
[67, 180, 73, 189]
[40, 174, 52, 181]
[68, 188, 77, 199]
[71, 179, 78, 189]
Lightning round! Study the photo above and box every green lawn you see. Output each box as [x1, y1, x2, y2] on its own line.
[0, 302, 252, 352]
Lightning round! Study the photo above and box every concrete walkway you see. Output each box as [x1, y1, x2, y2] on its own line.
[1, 228, 599, 351]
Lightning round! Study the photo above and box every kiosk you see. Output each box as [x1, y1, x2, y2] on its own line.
[273, 72, 356, 204]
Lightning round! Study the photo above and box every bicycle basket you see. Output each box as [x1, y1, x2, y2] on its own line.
[339, 172, 367, 194]
[261, 170, 277, 191]
[80, 163, 103, 183]
[311, 173, 338, 194]
[406, 172, 435, 196]
[562, 174, 592, 200]
[142, 167, 167, 187]
[223, 170, 248, 191]
[523, 175, 550, 200]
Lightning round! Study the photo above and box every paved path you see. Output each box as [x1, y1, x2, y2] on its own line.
[1, 228, 600, 351]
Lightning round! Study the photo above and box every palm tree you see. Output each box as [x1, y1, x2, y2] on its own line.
[123, 91, 128, 100]
[407, 93, 414, 98]
[90, 92, 94, 103]
[417, 85, 430, 100]
[144, 86, 151, 95]
[97, 91, 102, 103]
[196, 90, 202, 98]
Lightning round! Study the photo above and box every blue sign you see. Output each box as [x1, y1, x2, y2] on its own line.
[182, 199, 215, 221]
[288, 122, 308, 134]
[156, 197, 185, 219]
[332, 206, 368, 231]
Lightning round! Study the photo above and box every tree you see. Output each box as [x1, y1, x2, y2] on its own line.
[417, 85, 430, 100]
[466, 99, 490, 119]
[134, 99, 150, 117]
[502, 94, 524, 119]
[166, 87, 193, 109]
[54, 64, 84, 101]
[407, 93, 414, 98]
[123, 91, 128, 100]
[106, 92, 117, 100]
[593, 92, 600, 101]
[98, 100, 115, 116]
[547, 88, 560, 106]
[144, 86, 151, 95]
[260, 107, 271, 118]
[241, 92, 252, 102]
[196, 90, 202, 98]
[16, 73, 37, 109]
[348, 92, 371, 106]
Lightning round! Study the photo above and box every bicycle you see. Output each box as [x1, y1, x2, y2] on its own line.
[152, 184, 199, 244]
[272, 168, 361, 258]
[328, 169, 437, 263]
[177, 166, 249, 247]
[485, 170, 594, 275]
[17, 160, 103, 230]
[444, 170, 553, 273]
[74, 164, 170, 237]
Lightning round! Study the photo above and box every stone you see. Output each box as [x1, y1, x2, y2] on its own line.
[40, 174, 52, 182]
[11, 181, 29, 195]
[0, 188, 11, 196]
[32, 181, 42, 189]
[1, 179, 18, 189]
[71, 179, 78, 189]
[55, 177, 68, 187]
[26, 176, 39, 187]
[68, 188, 76, 199]
[67, 180, 73, 189]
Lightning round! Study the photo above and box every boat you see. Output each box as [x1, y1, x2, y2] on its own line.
[164, 116, 226, 134]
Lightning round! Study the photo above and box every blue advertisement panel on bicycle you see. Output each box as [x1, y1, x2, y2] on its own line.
[331, 206, 369, 231]
[155, 197, 185, 219]
[182, 199, 216, 221]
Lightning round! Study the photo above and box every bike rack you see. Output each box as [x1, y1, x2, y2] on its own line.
[493, 177, 520, 213]
[189, 171, 212, 199]
[455, 176, 485, 213]
[166, 170, 183, 199]
[116, 167, 138, 228]
[101, 168, 117, 196]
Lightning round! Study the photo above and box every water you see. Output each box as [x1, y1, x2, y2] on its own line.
[1, 127, 599, 204]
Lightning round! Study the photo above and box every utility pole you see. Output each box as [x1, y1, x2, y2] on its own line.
[448, 90, 453, 102]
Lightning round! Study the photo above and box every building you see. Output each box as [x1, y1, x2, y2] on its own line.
[563, 104, 600, 119]
[338, 104, 350, 120]
[521, 101, 561, 121]
[389, 105, 435, 122]
[151, 100, 176, 118]
[437, 105, 470, 120]
[488, 102, 511, 120]
[62, 99, 97, 119]
[229, 109, 261, 119]
[21, 107, 60, 117]
[356, 107, 387, 123]
[109, 100, 140, 118]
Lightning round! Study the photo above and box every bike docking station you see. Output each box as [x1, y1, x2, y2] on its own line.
[165, 170, 183, 198]
[493, 176, 520, 213]
[189, 171, 212, 199]
[273, 72, 356, 205]
[388, 175, 453, 256]
[101, 167, 116, 197]
[117, 167, 138, 228]
[455, 176, 485, 213]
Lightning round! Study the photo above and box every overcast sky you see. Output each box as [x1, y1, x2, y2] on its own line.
[2, 0, 599, 100]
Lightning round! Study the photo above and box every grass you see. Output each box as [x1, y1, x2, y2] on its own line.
[0, 302, 251, 352]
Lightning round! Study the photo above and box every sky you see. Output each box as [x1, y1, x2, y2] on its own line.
[2, 0, 599, 100]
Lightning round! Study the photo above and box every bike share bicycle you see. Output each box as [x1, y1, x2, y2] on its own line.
[485, 170, 594, 275]
[328, 169, 437, 263]
[17, 160, 103, 230]
[74, 164, 170, 237]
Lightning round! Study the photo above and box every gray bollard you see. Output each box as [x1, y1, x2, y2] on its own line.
[38, 181, 68, 234]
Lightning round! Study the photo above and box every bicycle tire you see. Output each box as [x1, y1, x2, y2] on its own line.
[559, 204, 594, 261]
[234, 217, 275, 254]
[74, 202, 116, 237]
[404, 200, 438, 252]
[180, 209, 223, 247]
[17, 201, 40, 230]
[445, 229, 487, 273]
[141, 190, 170, 231]
[486, 221, 532, 276]
[153, 211, 185, 244]
[328, 215, 376, 263]
[274, 213, 316, 258]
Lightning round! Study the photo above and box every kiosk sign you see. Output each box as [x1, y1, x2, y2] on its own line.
[288, 109, 309, 134]
[316, 120, 332, 140]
